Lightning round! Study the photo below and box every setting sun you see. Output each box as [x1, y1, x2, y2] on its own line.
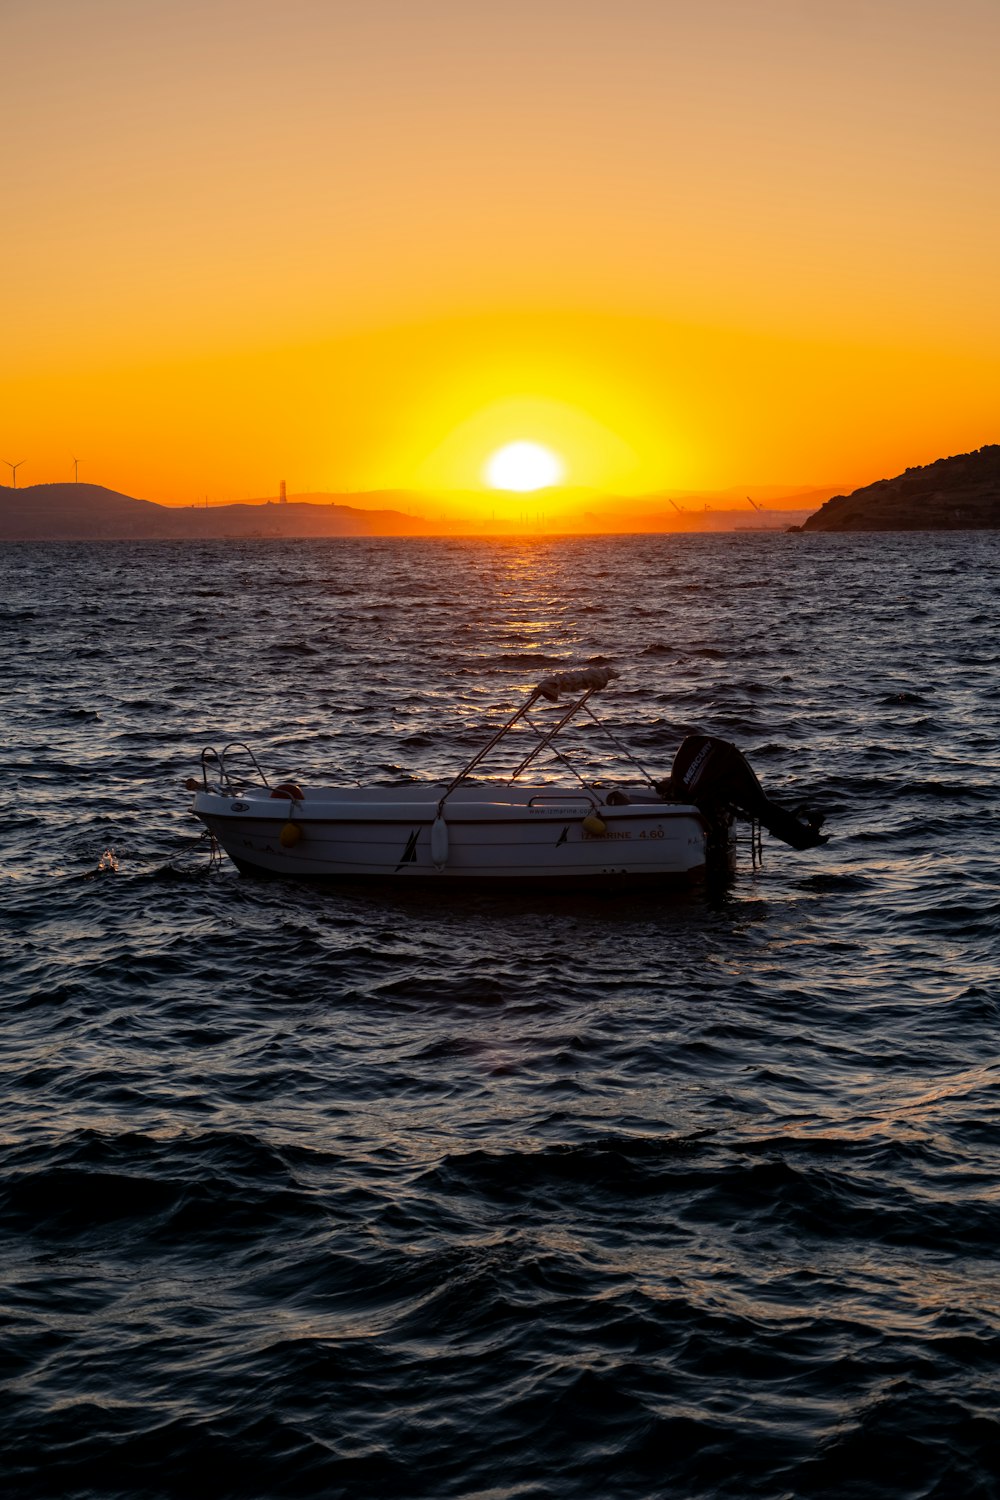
[484, 442, 564, 492]
[1, 3, 997, 517]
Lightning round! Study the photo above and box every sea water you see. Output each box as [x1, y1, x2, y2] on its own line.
[2, 533, 998, 1498]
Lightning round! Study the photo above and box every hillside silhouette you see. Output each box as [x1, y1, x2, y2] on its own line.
[0, 484, 427, 540]
[0, 480, 832, 540]
[801, 446, 1000, 531]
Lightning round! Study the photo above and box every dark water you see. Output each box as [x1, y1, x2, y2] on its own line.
[2, 533, 999, 1500]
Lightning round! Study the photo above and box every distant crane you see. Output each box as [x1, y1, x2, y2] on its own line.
[746, 495, 764, 512]
[4, 460, 24, 488]
[668, 498, 686, 515]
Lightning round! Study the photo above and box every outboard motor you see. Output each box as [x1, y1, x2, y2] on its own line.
[663, 736, 827, 851]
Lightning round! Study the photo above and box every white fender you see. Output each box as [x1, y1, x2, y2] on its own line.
[430, 813, 449, 870]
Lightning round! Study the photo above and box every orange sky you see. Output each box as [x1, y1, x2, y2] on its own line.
[3, 0, 999, 519]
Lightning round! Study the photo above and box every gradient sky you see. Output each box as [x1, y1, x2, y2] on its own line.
[3, 0, 999, 512]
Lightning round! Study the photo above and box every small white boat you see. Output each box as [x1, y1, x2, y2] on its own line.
[188, 666, 825, 886]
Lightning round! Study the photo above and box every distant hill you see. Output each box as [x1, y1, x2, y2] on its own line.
[0, 479, 840, 541]
[0, 484, 428, 540]
[800, 446, 1000, 532]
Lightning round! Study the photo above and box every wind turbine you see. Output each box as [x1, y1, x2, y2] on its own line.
[73, 457, 80, 483]
[4, 460, 24, 488]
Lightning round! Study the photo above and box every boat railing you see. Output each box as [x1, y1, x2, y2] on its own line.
[198, 743, 271, 795]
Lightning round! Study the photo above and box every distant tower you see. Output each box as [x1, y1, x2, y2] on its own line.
[279, 480, 287, 504]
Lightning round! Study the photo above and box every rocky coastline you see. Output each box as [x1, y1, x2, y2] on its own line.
[799, 445, 1000, 531]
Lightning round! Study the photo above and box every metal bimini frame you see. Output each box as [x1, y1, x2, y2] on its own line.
[436, 665, 658, 807]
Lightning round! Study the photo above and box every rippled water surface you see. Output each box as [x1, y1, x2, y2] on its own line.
[2, 534, 999, 1499]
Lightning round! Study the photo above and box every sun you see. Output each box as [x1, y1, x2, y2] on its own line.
[484, 441, 565, 492]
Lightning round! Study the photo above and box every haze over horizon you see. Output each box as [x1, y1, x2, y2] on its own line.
[3, 0, 999, 528]
[0, 475, 836, 541]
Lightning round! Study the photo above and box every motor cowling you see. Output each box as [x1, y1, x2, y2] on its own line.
[662, 735, 827, 851]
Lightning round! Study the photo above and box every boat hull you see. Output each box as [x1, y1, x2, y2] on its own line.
[191, 787, 713, 884]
